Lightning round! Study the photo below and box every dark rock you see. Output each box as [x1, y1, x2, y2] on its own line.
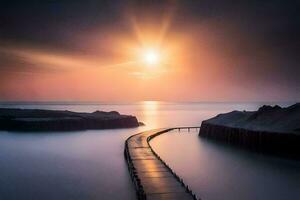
[138, 122, 145, 126]
[0, 108, 140, 132]
[199, 103, 300, 158]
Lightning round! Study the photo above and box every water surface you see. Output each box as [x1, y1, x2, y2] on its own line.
[151, 129, 300, 200]
[0, 102, 299, 199]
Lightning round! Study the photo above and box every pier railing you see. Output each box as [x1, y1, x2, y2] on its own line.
[124, 127, 201, 200]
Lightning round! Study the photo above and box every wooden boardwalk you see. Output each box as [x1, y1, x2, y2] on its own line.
[124, 128, 201, 200]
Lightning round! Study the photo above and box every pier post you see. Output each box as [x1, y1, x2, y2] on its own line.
[124, 127, 201, 200]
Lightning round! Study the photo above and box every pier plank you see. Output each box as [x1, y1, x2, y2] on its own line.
[124, 128, 200, 200]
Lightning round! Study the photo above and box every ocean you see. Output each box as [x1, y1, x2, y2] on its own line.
[0, 102, 299, 199]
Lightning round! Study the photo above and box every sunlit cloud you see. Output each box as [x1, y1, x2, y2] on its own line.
[0, 1, 298, 101]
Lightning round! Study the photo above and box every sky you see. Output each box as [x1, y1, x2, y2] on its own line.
[0, 0, 299, 102]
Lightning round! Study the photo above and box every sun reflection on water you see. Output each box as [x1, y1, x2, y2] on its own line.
[141, 101, 160, 129]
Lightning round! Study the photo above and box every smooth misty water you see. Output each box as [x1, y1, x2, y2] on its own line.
[0, 102, 299, 200]
[151, 130, 300, 200]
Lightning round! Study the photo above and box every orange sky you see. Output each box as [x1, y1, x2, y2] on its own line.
[0, 1, 299, 102]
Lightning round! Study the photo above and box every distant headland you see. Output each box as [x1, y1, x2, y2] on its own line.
[200, 103, 300, 158]
[0, 108, 141, 132]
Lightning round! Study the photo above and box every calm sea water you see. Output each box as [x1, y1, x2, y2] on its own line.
[0, 102, 299, 200]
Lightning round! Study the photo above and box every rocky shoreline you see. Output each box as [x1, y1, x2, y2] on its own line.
[0, 108, 140, 132]
[199, 103, 300, 158]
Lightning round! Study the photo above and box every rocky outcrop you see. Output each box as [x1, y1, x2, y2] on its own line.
[0, 108, 140, 131]
[199, 103, 300, 158]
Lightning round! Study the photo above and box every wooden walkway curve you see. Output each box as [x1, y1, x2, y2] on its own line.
[124, 127, 201, 200]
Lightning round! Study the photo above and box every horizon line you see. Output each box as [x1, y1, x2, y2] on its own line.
[0, 100, 298, 105]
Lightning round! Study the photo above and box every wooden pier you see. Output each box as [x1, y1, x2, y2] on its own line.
[124, 127, 201, 200]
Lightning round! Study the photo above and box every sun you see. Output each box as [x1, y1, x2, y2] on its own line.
[143, 49, 160, 65]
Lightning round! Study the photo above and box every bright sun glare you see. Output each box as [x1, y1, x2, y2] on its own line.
[143, 49, 159, 65]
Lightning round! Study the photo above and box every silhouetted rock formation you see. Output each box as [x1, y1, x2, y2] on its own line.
[199, 103, 300, 158]
[0, 108, 140, 131]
